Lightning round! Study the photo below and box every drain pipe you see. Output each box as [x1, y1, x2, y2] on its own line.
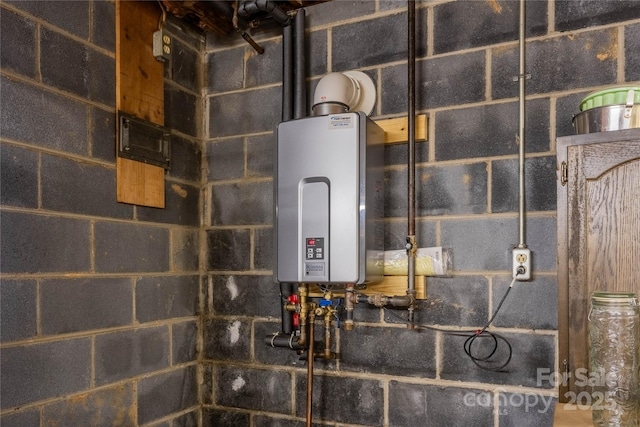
[405, 0, 417, 328]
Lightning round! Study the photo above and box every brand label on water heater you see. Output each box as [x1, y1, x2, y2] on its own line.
[305, 262, 325, 277]
[328, 115, 353, 129]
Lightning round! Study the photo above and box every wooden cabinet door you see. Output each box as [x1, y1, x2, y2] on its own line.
[557, 129, 640, 401]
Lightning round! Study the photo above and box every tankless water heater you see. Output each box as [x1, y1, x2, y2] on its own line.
[275, 112, 384, 285]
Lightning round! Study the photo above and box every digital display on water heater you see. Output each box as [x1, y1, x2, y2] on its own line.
[305, 237, 324, 260]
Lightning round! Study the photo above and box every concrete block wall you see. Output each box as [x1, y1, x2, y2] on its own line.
[203, 1, 640, 426]
[0, 1, 203, 425]
[1, 0, 639, 425]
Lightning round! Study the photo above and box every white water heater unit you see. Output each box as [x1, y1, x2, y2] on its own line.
[275, 111, 384, 285]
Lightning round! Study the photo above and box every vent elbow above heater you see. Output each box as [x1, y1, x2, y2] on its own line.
[311, 71, 377, 117]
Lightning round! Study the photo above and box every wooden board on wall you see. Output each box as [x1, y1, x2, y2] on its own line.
[375, 114, 428, 144]
[116, 0, 165, 208]
[365, 275, 427, 300]
[309, 276, 427, 300]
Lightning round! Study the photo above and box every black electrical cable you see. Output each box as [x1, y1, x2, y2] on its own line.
[461, 276, 515, 371]
[383, 276, 518, 372]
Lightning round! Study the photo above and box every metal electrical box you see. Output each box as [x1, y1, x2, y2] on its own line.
[275, 112, 385, 285]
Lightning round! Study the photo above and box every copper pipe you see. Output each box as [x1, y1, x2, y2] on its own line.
[323, 313, 331, 360]
[306, 312, 315, 427]
[298, 285, 309, 346]
[323, 308, 334, 360]
[344, 284, 355, 331]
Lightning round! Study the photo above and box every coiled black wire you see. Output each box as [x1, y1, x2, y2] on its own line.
[384, 276, 517, 372]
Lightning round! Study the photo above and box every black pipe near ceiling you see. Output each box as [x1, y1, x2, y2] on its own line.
[282, 7, 306, 121]
[238, 0, 292, 26]
[269, 6, 306, 350]
[294, 8, 306, 119]
[206, 0, 234, 21]
[282, 22, 294, 121]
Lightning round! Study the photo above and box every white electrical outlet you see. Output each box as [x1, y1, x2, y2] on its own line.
[153, 30, 171, 62]
[512, 247, 531, 281]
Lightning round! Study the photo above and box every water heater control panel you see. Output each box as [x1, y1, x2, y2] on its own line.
[305, 238, 324, 260]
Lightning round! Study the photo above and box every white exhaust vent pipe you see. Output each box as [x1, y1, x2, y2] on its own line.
[312, 71, 376, 116]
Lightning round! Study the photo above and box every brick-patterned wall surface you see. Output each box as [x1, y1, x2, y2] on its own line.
[0, 1, 203, 425]
[202, 1, 640, 427]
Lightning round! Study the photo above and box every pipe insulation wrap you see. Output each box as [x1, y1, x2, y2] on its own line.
[265, 333, 305, 350]
[279, 282, 294, 334]
[282, 23, 294, 121]
[238, 0, 292, 26]
[294, 9, 306, 119]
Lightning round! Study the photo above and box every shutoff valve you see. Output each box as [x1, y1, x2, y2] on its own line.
[287, 294, 300, 328]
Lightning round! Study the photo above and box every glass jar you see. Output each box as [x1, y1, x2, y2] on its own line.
[589, 291, 639, 427]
